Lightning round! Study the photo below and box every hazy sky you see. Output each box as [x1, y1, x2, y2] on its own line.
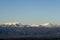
[0, 0, 60, 24]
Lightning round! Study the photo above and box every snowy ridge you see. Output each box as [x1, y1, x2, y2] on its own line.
[0, 22, 60, 38]
[0, 22, 59, 27]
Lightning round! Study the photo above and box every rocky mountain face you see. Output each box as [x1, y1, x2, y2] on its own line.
[0, 23, 60, 38]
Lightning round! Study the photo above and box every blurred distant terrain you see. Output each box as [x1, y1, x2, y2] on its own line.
[0, 23, 60, 40]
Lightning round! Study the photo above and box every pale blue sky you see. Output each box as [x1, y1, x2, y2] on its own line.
[0, 0, 60, 24]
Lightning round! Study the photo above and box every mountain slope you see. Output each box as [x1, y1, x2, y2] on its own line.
[0, 23, 60, 38]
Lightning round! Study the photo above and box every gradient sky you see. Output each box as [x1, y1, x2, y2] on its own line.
[0, 0, 60, 24]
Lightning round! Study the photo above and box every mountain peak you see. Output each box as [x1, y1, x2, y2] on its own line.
[3, 22, 19, 25]
[41, 23, 51, 26]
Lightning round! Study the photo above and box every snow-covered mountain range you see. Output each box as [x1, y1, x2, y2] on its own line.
[0, 22, 60, 27]
[0, 22, 60, 38]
